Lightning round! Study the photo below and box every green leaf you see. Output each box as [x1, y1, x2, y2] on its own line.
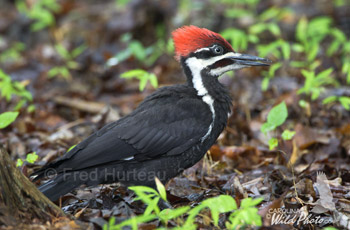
[27, 104, 36, 113]
[71, 44, 87, 58]
[67, 61, 79, 69]
[280, 42, 290, 59]
[227, 198, 263, 229]
[249, 23, 267, 35]
[322, 96, 337, 104]
[149, 74, 158, 88]
[159, 206, 190, 221]
[139, 76, 148, 91]
[261, 77, 270, 91]
[311, 88, 321, 100]
[292, 43, 305, 53]
[342, 62, 350, 74]
[47, 67, 60, 78]
[26, 152, 38, 164]
[16, 158, 24, 167]
[267, 102, 288, 127]
[221, 28, 249, 51]
[55, 44, 71, 60]
[296, 17, 308, 42]
[14, 99, 26, 111]
[144, 197, 160, 215]
[202, 195, 237, 212]
[268, 138, 278, 150]
[268, 23, 281, 36]
[269, 62, 282, 76]
[299, 99, 308, 108]
[0, 111, 19, 129]
[121, 69, 146, 79]
[67, 144, 77, 152]
[202, 195, 237, 226]
[259, 7, 280, 21]
[316, 68, 333, 81]
[322, 227, 339, 230]
[116, 0, 131, 8]
[130, 41, 147, 61]
[121, 69, 158, 91]
[106, 49, 132, 66]
[248, 34, 259, 44]
[186, 204, 206, 225]
[261, 122, 276, 134]
[327, 40, 341, 56]
[224, 8, 253, 19]
[281, 130, 296, 140]
[60, 67, 71, 79]
[240, 197, 263, 208]
[339, 97, 350, 110]
[115, 214, 157, 229]
[307, 42, 319, 62]
[290, 60, 307, 68]
[155, 177, 167, 201]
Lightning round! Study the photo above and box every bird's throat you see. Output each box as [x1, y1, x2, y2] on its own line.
[185, 57, 209, 96]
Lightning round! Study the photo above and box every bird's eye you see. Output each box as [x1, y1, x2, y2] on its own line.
[213, 46, 224, 55]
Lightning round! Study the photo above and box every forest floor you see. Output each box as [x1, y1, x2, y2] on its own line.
[0, 0, 350, 229]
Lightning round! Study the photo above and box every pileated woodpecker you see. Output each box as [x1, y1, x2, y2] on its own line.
[31, 26, 270, 201]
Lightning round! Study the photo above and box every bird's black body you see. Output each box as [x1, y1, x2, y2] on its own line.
[33, 80, 231, 201]
[32, 26, 269, 201]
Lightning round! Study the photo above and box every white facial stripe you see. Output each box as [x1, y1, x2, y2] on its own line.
[210, 64, 246, 76]
[185, 58, 216, 142]
[197, 52, 241, 68]
[187, 52, 244, 78]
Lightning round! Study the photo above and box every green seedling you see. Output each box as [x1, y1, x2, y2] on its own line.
[219, 0, 260, 19]
[261, 101, 294, 150]
[323, 96, 350, 110]
[261, 62, 282, 91]
[104, 178, 263, 230]
[0, 42, 26, 65]
[221, 28, 258, 51]
[121, 69, 158, 91]
[48, 43, 87, 79]
[291, 16, 338, 69]
[16, 152, 38, 167]
[0, 69, 33, 111]
[226, 197, 263, 229]
[16, 0, 60, 31]
[297, 68, 338, 101]
[106, 32, 173, 68]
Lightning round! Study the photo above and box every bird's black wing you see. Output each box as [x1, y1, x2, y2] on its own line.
[31, 88, 212, 180]
[117, 94, 212, 160]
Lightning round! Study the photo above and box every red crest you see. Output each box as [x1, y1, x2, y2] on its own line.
[172, 25, 234, 61]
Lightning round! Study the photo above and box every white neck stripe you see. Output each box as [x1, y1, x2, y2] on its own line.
[201, 95, 215, 142]
[186, 57, 208, 96]
[185, 57, 215, 142]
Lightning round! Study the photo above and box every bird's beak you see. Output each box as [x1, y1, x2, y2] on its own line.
[229, 53, 272, 66]
[209, 52, 272, 76]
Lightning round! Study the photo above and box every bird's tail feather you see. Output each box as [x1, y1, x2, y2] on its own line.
[38, 173, 84, 201]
